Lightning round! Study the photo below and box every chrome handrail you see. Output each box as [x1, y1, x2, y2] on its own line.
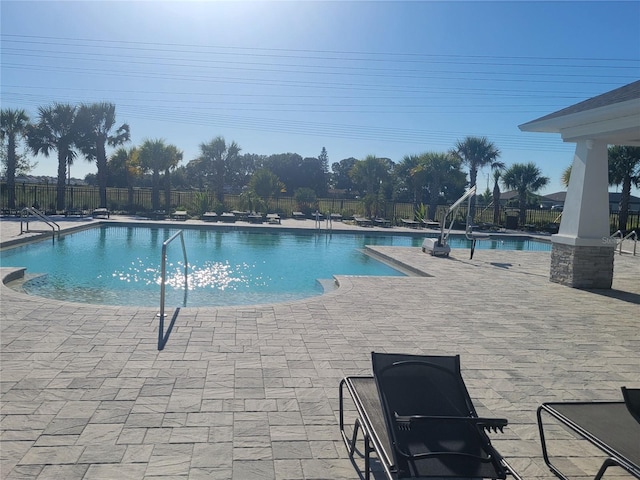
[20, 207, 61, 244]
[158, 230, 188, 350]
[439, 185, 477, 246]
[611, 230, 637, 256]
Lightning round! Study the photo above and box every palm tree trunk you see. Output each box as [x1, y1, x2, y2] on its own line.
[56, 150, 67, 211]
[469, 167, 478, 220]
[164, 170, 171, 211]
[97, 142, 108, 208]
[152, 170, 160, 211]
[493, 183, 501, 226]
[428, 181, 439, 222]
[7, 135, 16, 209]
[493, 189, 500, 225]
[618, 177, 631, 233]
[518, 192, 527, 226]
[215, 160, 225, 204]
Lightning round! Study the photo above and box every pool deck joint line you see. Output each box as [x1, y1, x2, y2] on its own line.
[1, 216, 639, 480]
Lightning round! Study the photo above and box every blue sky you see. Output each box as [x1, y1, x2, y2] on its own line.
[2, 1, 639, 195]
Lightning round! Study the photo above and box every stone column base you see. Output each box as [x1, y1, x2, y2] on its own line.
[550, 243, 614, 289]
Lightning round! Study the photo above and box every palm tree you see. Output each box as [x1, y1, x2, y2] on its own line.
[138, 139, 170, 211]
[415, 152, 460, 221]
[1, 108, 30, 209]
[249, 168, 284, 208]
[490, 161, 505, 225]
[450, 136, 501, 219]
[110, 147, 140, 211]
[397, 154, 424, 205]
[608, 145, 640, 233]
[561, 165, 572, 188]
[163, 144, 183, 211]
[350, 155, 393, 196]
[26, 103, 77, 211]
[198, 136, 241, 203]
[75, 102, 130, 208]
[501, 162, 549, 226]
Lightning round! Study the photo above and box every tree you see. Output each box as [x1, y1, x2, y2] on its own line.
[501, 162, 549, 225]
[319, 147, 329, 174]
[490, 161, 505, 225]
[414, 152, 461, 221]
[301, 156, 328, 196]
[197, 136, 241, 203]
[163, 144, 183, 211]
[608, 145, 640, 233]
[138, 139, 173, 211]
[75, 102, 130, 208]
[26, 103, 77, 210]
[294, 187, 317, 215]
[262, 153, 322, 195]
[330, 157, 357, 194]
[350, 155, 393, 197]
[249, 168, 284, 204]
[450, 136, 501, 218]
[109, 147, 140, 211]
[395, 155, 423, 204]
[1, 108, 30, 209]
[561, 164, 572, 188]
[228, 153, 260, 192]
[491, 168, 503, 225]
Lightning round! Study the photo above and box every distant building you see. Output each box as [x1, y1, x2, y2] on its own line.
[538, 191, 640, 213]
[7, 175, 88, 186]
[489, 190, 640, 212]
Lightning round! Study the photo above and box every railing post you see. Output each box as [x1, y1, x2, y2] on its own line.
[158, 230, 188, 350]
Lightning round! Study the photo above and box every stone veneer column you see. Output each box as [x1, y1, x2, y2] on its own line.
[550, 243, 614, 289]
[550, 139, 615, 289]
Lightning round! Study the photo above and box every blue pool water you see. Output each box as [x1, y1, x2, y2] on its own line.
[0, 226, 550, 307]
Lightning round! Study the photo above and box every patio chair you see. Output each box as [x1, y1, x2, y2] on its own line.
[171, 210, 188, 221]
[622, 387, 640, 424]
[339, 352, 521, 480]
[537, 387, 640, 480]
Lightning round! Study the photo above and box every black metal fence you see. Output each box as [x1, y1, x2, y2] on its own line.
[1, 182, 638, 233]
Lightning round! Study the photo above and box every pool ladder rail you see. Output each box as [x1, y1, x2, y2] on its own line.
[20, 207, 61, 244]
[610, 230, 638, 256]
[158, 230, 188, 350]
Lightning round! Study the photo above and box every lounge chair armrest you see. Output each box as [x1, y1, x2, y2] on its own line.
[395, 413, 508, 432]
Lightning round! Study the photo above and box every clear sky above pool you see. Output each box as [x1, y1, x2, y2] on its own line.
[2, 1, 639, 195]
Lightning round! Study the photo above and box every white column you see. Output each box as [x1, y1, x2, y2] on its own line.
[553, 139, 610, 246]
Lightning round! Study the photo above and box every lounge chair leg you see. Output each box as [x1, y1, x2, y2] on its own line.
[350, 418, 361, 456]
[594, 458, 617, 480]
[364, 433, 371, 480]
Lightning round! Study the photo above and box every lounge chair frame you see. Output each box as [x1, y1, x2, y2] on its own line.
[339, 354, 522, 480]
[537, 401, 640, 480]
[340, 376, 395, 480]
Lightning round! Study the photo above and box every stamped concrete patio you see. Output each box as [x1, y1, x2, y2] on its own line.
[1, 217, 638, 479]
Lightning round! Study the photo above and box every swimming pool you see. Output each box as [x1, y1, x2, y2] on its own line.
[1, 226, 550, 307]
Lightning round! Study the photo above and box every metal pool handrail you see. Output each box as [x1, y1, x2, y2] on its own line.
[158, 230, 188, 350]
[610, 230, 638, 256]
[20, 207, 60, 244]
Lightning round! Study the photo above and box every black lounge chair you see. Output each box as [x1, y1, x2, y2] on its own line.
[339, 353, 521, 480]
[622, 387, 640, 424]
[537, 387, 640, 480]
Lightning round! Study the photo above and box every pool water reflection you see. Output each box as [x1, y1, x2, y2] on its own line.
[1, 226, 550, 307]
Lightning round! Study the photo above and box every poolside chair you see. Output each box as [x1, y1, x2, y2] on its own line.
[622, 387, 640, 424]
[266, 213, 281, 224]
[537, 387, 640, 480]
[340, 353, 521, 480]
[202, 212, 218, 222]
[171, 210, 188, 221]
[92, 208, 110, 219]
